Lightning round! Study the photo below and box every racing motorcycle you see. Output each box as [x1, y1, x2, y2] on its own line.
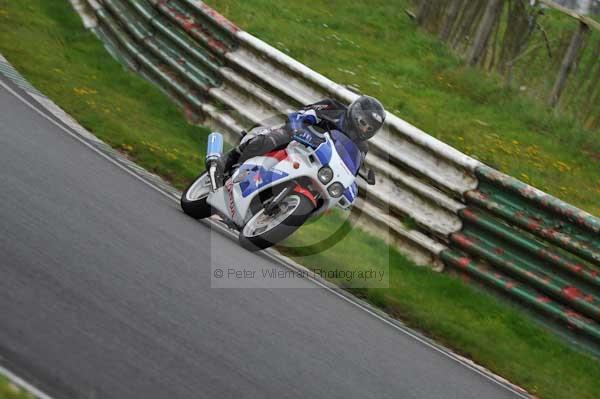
[180, 126, 375, 251]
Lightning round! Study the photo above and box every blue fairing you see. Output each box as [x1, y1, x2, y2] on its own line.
[314, 139, 333, 165]
[343, 182, 358, 203]
[331, 130, 362, 175]
[238, 164, 289, 198]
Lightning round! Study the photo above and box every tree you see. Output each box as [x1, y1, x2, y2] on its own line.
[439, 0, 465, 41]
[416, 0, 434, 25]
[499, 0, 539, 73]
[549, 21, 590, 107]
[468, 0, 505, 65]
[450, 0, 486, 51]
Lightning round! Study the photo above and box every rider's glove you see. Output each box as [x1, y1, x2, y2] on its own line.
[287, 110, 319, 146]
[288, 110, 318, 132]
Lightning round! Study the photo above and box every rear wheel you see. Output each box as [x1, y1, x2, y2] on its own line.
[181, 172, 213, 219]
[239, 194, 314, 251]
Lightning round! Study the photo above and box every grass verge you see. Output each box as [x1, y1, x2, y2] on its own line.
[0, 0, 210, 189]
[205, 0, 600, 216]
[0, 1, 599, 398]
[0, 377, 35, 399]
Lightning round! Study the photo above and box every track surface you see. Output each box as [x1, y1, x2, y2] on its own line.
[0, 77, 520, 399]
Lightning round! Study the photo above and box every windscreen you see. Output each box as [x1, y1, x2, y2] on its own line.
[331, 130, 362, 175]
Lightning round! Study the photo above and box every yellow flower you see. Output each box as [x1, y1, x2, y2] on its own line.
[73, 87, 98, 96]
[553, 160, 571, 172]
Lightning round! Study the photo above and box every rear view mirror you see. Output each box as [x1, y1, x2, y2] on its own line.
[367, 169, 376, 185]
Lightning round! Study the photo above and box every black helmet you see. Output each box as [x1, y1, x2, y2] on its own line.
[345, 95, 386, 141]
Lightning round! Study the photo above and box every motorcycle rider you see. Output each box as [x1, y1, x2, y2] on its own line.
[219, 95, 386, 177]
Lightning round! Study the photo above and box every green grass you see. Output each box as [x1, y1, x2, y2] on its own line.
[1, 1, 600, 398]
[0, 0, 210, 189]
[0, 377, 34, 399]
[205, 0, 600, 216]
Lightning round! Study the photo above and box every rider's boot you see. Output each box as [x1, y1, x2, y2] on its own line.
[220, 147, 241, 178]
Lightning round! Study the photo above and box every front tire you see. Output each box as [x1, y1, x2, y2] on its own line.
[239, 194, 314, 251]
[181, 172, 213, 219]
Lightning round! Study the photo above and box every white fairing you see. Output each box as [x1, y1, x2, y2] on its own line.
[206, 132, 358, 227]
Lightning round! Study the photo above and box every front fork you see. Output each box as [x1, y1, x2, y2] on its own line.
[207, 161, 222, 192]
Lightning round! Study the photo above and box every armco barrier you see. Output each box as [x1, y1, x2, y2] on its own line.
[442, 165, 600, 340]
[72, 0, 600, 344]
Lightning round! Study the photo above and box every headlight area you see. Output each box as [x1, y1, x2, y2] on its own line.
[314, 167, 344, 199]
[317, 166, 334, 184]
[327, 182, 344, 198]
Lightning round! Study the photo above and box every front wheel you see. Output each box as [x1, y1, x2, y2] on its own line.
[239, 194, 314, 251]
[181, 172, 213, 219]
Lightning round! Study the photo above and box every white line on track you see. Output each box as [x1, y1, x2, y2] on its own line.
[0, 364, 54, 399]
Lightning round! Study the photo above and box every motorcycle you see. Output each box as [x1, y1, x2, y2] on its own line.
[180, 126, 375, 251]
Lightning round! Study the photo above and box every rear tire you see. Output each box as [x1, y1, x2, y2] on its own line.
[239, 194, 314, 251]
[181, 172, 213, 219]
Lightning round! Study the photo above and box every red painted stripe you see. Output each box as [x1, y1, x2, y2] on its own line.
[157, 1, 234, 55]
[265, 149, 288, 161]
[294, 184, 317, 208]
[196, 3, 241, 34]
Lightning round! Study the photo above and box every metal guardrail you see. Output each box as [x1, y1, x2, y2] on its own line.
[72, 0, 600, 344]
[442, 165, 600, 340]
[540, 0, 600, 32]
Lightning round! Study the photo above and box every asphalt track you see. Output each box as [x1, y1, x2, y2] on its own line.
[0, 75, 523, 399]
